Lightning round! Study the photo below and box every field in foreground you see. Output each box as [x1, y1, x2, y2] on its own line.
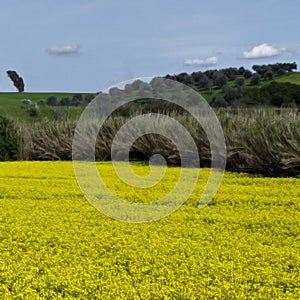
[0, 162, 299, 299]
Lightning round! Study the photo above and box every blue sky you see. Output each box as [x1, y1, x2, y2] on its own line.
[0, 0, 299, 92]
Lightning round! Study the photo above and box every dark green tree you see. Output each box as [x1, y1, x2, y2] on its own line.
[72, 93, 83, 106]
[214, 72, 228, 88]
[271, 95, 284, 107]
[294, 90, 300, 105]
[84, 94, 95, 103]
[46, 96, 58, 106]
[0, 116, 18, 160]
[60, 97, 71, 106]
[224, 86, 237, 103]
[198, 74, 210, 89]
[250, 74, 260, 86]
[243, 69, 252, 79]
[264, 70, 273, 80]
[211, 95, 228, 108]
[7, 70, 25, 92]
[235, 77, 245, 87]
[237, 67, 245, 75]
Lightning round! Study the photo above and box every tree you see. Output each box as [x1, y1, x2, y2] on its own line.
[72, 93, 83, 106]
[7, 70, 25, 92]
[0, 116, 18, 160]
[252, 65, 264, 75]
[253, 62, 297, 76]
[165, 74, 175, 80]
[271, 95, 284, 107]
[294, 90, 300, 105]
[250, 74, 260, 86]
[214, 72, 228, 88]
[237, 67, 245, 76]
[206, 80, 213, 94]
[235, 77, 245, 87]
[60, 97, 71, 106]
[198, 74, 210, 89]
[224, 86, 237, 103]
[28, 106, 39, 117]
[264, 70, 273, 80]
[221, 67, 237, 80]
[46, 96, 58, 106]
[175, 73, 193, 85]
[84, 94, 95, 103]
[191, 71, 203, 82]
[278, 68, 286, 76]
[211, 95, 228, 108]
[285, 62, 297, 72]
[243, 69, 252, 79]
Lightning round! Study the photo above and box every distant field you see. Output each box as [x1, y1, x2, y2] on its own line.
[0, 92, 93, 122]
[1, 72, 300, 121]
[0, 92, 83, 105]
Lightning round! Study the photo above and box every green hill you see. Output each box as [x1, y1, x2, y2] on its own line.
[1, 63, 300, 122]
[244, 72, 300, 88]
[0, 92, 93, 122]
[275, 72, 300, 85]
[190, 72, 300, 105]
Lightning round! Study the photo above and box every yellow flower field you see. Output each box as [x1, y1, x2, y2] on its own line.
[0, 162, 299, 299]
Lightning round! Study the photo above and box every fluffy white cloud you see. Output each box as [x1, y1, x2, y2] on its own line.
[183, 56, 218, 67]
[47, 45, 79, 55]
[242, 43, 286, 59]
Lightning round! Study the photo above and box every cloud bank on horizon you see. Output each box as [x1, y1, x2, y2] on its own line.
[46, 45, 80, 56]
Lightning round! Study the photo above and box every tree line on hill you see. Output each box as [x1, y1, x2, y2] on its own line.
[165, 62, 299, 108]
[4, 62, 300, 110]
[45, 93, 96, 107]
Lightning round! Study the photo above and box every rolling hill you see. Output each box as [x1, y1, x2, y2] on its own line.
[1, 64, 300, 122]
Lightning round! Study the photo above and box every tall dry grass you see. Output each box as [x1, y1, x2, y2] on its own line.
[10, 108, 300, 176]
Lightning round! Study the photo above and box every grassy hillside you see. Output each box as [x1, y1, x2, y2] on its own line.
[1, 70, 300, 122]
[188, 72, 300, 104]
[204, 72, 300, 105]
[245, 72, 300, 88]
[275, 72, 300, 84]
[0, 92, 93, 122]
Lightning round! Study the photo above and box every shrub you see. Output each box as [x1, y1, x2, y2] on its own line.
[72, 93, 83, 106]
[211, 95, 228, 108]
[37, 100, 44, 106]
[60, 97, 71, 106]
[84, 94, 95, 103]
[46, 96, 58, 106]
[250, 74, 260, 85]
[21, 99, 32, 105]
[0, 116, 18, 161]
[28, 106, 39, 117]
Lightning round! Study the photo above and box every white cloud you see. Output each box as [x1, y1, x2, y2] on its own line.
[242, 43, 286, 59]
[183, 56, 218, 67]
[46, 45, 79, 55]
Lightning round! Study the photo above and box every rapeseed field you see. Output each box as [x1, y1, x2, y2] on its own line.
[0, 162, 299, 299]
